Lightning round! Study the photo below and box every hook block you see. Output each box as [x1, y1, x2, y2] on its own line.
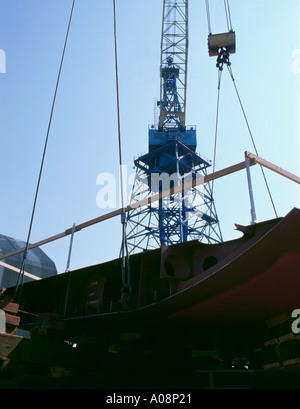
[208, 31, 236, 56]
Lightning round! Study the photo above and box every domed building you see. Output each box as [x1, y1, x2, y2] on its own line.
[0, 234, 57, 290]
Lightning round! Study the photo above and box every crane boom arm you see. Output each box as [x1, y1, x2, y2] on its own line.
[159, 0, 188, 130]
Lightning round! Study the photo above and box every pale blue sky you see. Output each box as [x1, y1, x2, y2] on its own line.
[0, 0, 299, 274]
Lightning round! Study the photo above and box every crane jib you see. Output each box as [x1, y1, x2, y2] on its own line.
[159, 0, 188, 131]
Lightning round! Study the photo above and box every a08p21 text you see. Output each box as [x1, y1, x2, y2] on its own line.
[106, 393, 192, 406]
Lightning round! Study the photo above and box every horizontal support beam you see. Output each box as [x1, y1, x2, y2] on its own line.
[0, 261, 41, 281]
[0, 152, 297, 262]
[245, 151, 300, 184]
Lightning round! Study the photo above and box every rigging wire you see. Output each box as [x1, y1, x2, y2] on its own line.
[224, 0, 233, 32]
[113, 0, 125, 212]
[205, 0, 277, 220]
[227, 0, 233, 31]
[112, 0, 131, 295]
[14, 0, 76, 303]
[205, 0, 212, 35]
[212, 70, 223, 176]
[208, 69, 222, 240]
[226, 64, 278, 218]
[206, 0, 233, 34]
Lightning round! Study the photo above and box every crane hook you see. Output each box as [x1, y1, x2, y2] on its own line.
[216, 47, 231, 71]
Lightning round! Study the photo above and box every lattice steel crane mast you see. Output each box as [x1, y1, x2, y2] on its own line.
[126, 0, 222, 254]
[158, 0, 188, 131]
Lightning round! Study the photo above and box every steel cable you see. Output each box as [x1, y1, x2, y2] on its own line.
[208, 69, 223, 240]
[205, 0, 212, 35]
[14, 0, 76, 302]
[224, 0, 233, 32]
[226, 64, 278, 218]
[113, 0, 131, 294]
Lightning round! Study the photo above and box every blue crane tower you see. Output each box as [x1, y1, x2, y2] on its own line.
[126, 0, 222, 254]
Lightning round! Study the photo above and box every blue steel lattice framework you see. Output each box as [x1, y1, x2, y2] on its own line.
[126, 0, 222, 254]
